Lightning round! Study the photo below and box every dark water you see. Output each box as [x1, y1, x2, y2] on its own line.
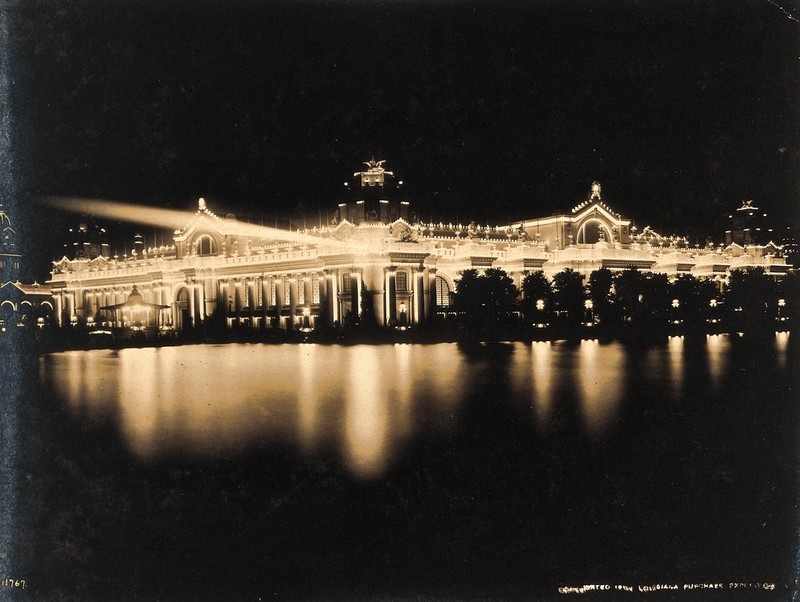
[5, 334, 799, 600]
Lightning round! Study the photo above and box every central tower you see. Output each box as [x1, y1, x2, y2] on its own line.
[337, 158, 410, 224]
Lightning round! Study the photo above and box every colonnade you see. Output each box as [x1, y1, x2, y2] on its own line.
[51, 264, 451, 331]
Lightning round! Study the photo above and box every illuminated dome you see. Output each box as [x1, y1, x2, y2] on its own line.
[126, 286, 144, 305]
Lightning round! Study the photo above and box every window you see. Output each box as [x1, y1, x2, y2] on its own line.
[396, 271, 408, 292]
[312, 278, 320, 304]
[342, 274, 352, 293]
[434, 276, 451, 307]
[283, 278, 291, 305]
[298, 277, 305, 305]
[270, 280, 277, 306]
[196, 235, 217, 256]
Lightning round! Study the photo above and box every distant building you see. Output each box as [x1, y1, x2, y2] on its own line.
[47, 162, 792, 332]
[724, 200, 777, 246]
[0, 204, 22, 282]
[60, 219, 110, 260]
[0, 205, 55, 332]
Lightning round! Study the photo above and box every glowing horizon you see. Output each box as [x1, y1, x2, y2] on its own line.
[38, 196, 348, 248]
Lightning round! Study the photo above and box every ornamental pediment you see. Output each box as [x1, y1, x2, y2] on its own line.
[175, 208, 228, 241]
[329, 220, 356, 241]
[571, 202, 627, 225]
[389, 220, 417, 243]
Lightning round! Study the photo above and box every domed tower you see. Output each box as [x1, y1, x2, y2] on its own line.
[337, 158, 410, 225]
[64, 219, 110, 260]
[0, 204, 22, 282]
[725, 200, 771, 246]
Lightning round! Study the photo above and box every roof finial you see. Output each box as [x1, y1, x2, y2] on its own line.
[199, 197, 207, 211]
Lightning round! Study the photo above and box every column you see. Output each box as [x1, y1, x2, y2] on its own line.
[218, 280, 229, 318]
[260, 277, 268, 329]
[289, 275, 298, 329]
[234, 279, 244, 327]
[415, 268, 425, 325]
[55, 294, 63, 328]
[246, 278, 255, 328]
[276, 277, 284, 329]
[386, 267, 397, 325]
[428, 268, 438, 321]
[188, 283, 196, 328]
[197, 283, 206, 324]
[303, 275, 312, 328]
[329, 270, 340, 325]
[351, 270, 361, 317]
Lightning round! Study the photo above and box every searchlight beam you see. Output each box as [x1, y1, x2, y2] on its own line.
[39, 196, 348, 248]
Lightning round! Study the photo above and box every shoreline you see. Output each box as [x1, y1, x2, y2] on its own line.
[4, 321, 794, 355]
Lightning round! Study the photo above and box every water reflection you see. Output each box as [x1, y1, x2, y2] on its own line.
[667, 335, 685, 401]
[345, 346, 391, 477]
[641, 336, 686, 402]
[530, 341, 554, 430]
[576, 340, 625, 437]
[39, 336, 787, 476]
[775, 331, 789, 372]
[509, 340, 625, 437]
[705, 334, 729, 392]
[40, 344, 471, 477]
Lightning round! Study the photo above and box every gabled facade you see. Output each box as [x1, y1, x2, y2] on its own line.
[0, 281, 54, 330]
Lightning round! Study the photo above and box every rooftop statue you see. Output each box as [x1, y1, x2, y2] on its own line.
[354, 158, 394, 177]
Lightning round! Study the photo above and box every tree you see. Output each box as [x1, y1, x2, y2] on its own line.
[777, 271, 799, 323]
[670, 274, 718, 325]
[613, 268, 645, 324]
[552, 268, 585, 326]
[724, 267, 777, 329]
[588, 268, 613, 324]
[641, 272, 671, 325]
[520, 270, 552, 323]
[453, 268, 519, 339]
[483, 268, 519, 324]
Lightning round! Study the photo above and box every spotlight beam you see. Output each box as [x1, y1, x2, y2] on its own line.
[39, 196, 349, 248]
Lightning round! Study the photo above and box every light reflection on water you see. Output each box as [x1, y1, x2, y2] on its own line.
[641, 336, 685, 402]
[529, 341, 554, 430]
[39, 343, 469, 477]
[705, 334, 729, 392]
[39, 335, 788, 476]
[509, 340, 625, 437]
[775, 331, 790, 371]
[577, 340, 626, 437]
[667, 335, 685, 401]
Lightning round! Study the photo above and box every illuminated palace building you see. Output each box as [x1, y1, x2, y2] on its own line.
[48, 160, 791, 332]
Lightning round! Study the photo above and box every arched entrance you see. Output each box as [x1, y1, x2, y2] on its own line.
[576, 219, 613, 245]
[175, 287, 191, 332]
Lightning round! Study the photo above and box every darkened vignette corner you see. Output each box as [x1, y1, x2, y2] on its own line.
[1, 0, 799, 599]
[0, 0, 31, 594]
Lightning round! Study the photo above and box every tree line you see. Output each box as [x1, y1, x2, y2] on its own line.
[450, 266, 798, 340]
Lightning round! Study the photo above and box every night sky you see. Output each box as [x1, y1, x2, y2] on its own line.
[4, 0, 800, 279]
